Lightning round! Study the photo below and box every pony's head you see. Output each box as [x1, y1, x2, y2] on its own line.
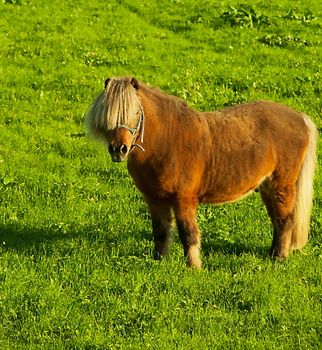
[86, 76, 144, 162]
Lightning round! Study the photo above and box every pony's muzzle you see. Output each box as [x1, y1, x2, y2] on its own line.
[111, 156, 125, 163]
[108, 143, 129, 162]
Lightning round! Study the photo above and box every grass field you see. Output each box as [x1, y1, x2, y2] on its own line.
[0, 0, 321, 348]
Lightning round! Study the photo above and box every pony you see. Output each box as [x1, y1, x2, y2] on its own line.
[86, 76, 318, 268]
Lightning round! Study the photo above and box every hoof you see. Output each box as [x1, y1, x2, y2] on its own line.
[187, 245, 202, 269]
[187, 262, 202, 270]
[153, 250, 162, 260]
[270, 247, 289, 260]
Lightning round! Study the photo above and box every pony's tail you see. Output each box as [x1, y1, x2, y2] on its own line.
[292, 115, 318, 251]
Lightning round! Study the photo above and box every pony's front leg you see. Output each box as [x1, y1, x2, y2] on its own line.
[174, 199, 201, 269]
[145, 196, 173, 260]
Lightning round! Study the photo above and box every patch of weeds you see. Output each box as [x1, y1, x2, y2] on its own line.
[154, 17, 192, 33]
[221, 5, 271, 28]
[188, 9, 217, 27]
[83, 52, 113, 68]
[259, 34, 312, 48]
[0, 175, 15, 187]
[2, 0, 23, 4]
[169, 21, 192, 33]
[284, 9, 317, 23]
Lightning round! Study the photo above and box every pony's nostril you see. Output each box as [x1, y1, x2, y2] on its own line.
[108, 144, 114, 154]
[120, 144, 128, 154]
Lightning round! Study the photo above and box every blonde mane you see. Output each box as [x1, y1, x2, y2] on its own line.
[86, 77, 142, 137]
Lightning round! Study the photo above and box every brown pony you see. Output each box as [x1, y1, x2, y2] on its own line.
[86, 76, 318, 268]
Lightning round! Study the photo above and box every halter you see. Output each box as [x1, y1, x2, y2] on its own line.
[117, 109, 145, 153]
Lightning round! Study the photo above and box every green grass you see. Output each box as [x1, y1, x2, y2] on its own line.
[0, 0, 322, 348]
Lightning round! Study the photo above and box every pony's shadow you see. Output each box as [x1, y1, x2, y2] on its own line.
[0, 221, 159, 262]
[0, 222, 120, 257]
[201, 236, 270, 258]
[0, 221, 271, 262]
[0, 223, 60, 252]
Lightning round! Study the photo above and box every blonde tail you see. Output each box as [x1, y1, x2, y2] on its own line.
[292, 115, 318, 250]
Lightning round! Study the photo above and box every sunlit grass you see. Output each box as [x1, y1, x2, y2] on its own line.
[0, 0, 321, 348]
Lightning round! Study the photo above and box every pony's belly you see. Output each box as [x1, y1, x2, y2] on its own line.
[199, 173, 269, 205]
[199, 187, 256, 205]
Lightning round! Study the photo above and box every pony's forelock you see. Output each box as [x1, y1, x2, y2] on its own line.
[104, 78, 142, 130]
[86, 77, 142, 138]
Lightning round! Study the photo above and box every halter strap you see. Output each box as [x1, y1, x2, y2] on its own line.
[117, 110, 145, 152]
[117, 124, 137, 135]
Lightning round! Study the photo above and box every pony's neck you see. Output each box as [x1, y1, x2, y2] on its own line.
[138, 85, 165, 132]
[138, 83, 193, 126]
[130, 84, 196, 160]
[128, 86, 169, 159]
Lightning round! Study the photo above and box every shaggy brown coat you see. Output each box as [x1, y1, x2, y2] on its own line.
[86, 77, 318, 268]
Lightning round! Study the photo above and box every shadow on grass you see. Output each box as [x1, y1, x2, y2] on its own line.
[0, 221, 272, 261]
[202, 239, 270, 258]
[0, 222, 121, 255]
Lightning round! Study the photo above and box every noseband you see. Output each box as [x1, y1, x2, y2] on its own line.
[117, 110, 145, 153]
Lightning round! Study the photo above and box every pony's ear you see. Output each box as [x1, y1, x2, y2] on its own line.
[130, 77, 139, 90]
[104, 78, 111, 89]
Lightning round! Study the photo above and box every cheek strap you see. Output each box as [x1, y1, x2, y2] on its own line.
[117, 111, 145, 153]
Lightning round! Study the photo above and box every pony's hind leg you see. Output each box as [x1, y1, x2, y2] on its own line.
[173, 197, 201, 268]
[259, 185, 278, 255]
[260, 182, 296, 259]
[273, 185, 297, 259]
[145, 196, 173, 260]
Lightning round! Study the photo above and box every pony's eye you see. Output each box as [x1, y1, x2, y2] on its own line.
[120, 144, 128, 154]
